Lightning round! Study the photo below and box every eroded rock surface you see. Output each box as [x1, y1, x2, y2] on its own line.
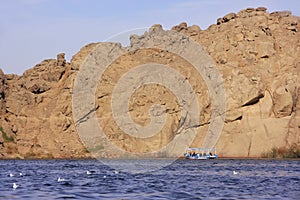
[0, 7, 299, 158]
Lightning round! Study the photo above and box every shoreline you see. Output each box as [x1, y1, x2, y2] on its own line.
[0, 157, 299, 161]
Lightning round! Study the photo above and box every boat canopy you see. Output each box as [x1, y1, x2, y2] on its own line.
[186, 147, 216, 153]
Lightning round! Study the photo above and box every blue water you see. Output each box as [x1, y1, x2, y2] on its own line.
[0, 159, 299, 199]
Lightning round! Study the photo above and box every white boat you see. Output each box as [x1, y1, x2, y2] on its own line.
[184, 147, 218, 159]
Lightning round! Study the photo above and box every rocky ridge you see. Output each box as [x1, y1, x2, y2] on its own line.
[0, 7, 299, 158]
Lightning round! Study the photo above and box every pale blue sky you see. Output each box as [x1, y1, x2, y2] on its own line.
[1, 0, 299, 74]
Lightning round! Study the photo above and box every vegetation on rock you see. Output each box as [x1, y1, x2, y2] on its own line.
[0, 126, 14, 143]
[262, 144, 300, 158]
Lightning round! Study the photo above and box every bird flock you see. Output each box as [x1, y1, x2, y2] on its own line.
[8, 169, 120, 190]
[9, 173, 23, 190]
[9, 169, 241, 189]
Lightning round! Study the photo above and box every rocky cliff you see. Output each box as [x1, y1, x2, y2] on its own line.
[0, 7, 299, 159]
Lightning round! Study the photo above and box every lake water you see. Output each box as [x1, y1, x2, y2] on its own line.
[0, 159, 299, 199]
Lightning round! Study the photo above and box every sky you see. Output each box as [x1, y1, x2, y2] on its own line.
[1, 0, 299, 75]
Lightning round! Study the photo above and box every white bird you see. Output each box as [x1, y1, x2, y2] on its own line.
[57, 177, 65, 182]
[19, 173, 23, 176]
[86, 171, 92, 175]
[13, 183, 18, 189]
[114, 170, 119, 174]
[103, 175, 107, 178]
[233, 170, 239, 175]
[9, 173, 14, 177]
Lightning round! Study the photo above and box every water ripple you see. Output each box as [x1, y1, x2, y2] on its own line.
[0, 159, 299, 199]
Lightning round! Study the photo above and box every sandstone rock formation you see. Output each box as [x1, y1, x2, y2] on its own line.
[181, 7, 300, 157]
[0, 7, 299, 158]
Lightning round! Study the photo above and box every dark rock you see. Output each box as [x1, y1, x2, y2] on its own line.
[256, 7, 267, 12]
[223, 13, 237, 22]
[172, 22, 188, 31]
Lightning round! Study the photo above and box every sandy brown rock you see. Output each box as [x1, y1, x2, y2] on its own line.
[0, 7, 299, 159]
[180, 7, 300, 157]
[0, 54, 89, 159]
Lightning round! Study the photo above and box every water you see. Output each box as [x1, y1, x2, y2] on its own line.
[0, 159, 299, 199]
